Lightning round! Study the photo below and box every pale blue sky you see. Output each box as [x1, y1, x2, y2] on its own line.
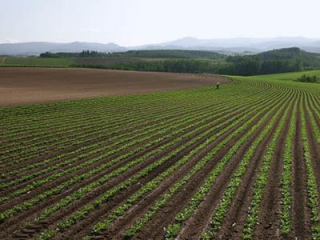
[1, 0, 319, 46]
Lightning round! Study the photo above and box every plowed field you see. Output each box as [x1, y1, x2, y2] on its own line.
[1, 71, 320, 240]
[0, 68, 225, 106]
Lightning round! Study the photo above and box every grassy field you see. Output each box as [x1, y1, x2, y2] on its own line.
[0, 56, 73, 67]
[1, 71, 320, 239]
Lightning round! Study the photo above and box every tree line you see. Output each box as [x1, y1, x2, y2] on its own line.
[41, 48, 320, 76]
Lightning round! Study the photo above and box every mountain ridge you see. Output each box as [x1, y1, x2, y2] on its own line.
[1, 37, 320, 56]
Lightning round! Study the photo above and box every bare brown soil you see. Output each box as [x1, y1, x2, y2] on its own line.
[0, 67, 227, 106]
[254, 96, 294, 240]
[292, 97, 311, 239]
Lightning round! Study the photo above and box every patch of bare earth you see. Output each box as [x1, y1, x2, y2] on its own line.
[0, 68, 228, 106]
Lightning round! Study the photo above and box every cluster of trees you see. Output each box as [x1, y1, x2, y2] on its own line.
[74, 59, 227, 74]
[221, 48, 302, 76]
[296, 74, 319, 83]
[221, 48, 320, 76]
[220, 56, 301, 76]
[40, 50, 109, 58]
[40, 48, 320, 76]
[40, 49, 226, 60]
[110, 50, 226, 59]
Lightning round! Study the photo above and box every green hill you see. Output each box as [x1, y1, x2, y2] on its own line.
[223, 47, 320, 76]
[109, 50, 226, 60]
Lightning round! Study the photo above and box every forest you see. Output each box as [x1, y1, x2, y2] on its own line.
[37, 48, 320, 76]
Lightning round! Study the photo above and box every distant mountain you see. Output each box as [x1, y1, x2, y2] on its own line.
[0, 42, 127, 56]
[0, 37, 319, 56]
[50, 42, 126, 53]
[135, 37, 320, 54]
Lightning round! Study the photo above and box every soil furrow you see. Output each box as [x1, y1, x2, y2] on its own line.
[292, 96, 311, 239]
[5, 106, 241, 239]
[0, 102, 244, 205]
[303, 95, 320, 206]
[1, 108, 207, 196]
[253, 98, 295, 240]
[74, 91, 285, 240]
[40, 106, 256, 240]
[0, 117, 216, 237]
[1, 107, 186, 172]
[120, 102, 278, 240]
[178, 93, 292, 240]
[72, 108, 264, 240]
[1, 95, 238, 175]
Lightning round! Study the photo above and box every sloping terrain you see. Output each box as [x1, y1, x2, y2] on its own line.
[0, 68, 226, 106]
[0, 73, 319, 240]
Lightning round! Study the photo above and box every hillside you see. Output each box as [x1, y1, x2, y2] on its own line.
[222, 47, 320, 76]
[108, 50, 226, 59]
[2, 48, 320, 76]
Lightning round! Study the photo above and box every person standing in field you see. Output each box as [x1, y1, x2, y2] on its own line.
[216, 82, 220, 89]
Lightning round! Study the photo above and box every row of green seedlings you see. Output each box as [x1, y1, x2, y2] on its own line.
[0, 103, 141, 156]
[0, 98, 223, 187]
[89, 84, 284, 237]
[0, 120, 196, 202]
[0, 83, 278, 182]
[0, 103, 228, 216]
[0, 87, 232, 168]
[230, 79, 273, 97]
[121, 82, 288, 238]
[1, 119, 202, 225]
[314, 94, 320, 117]
[35, 108, 248, 240]
[0, 95, 248, 196]
[0, 94, 174, 138]
[240, 95, 296, 239]
[300, 98, 320, 239]
[85, 100, 268, 237]
[166, 89, 291, 239]
[279, 100, 297, 235]
[1, 86, 222, 141]
[0, 97, 196, 165]
[1, 90, 216, 158]
[1, 112, 187, 189]
[9, 98, 248, 232]
[0, 80, 264, 160]
[31, 85, 276, 232]
[3, 85, 266, 179]
[119, 94, 283, 238]
[306, 93, 320, 145]
[0, 90, 224, 170]
[174, 82, 292, 238]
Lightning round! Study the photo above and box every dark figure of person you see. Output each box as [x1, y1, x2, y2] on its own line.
[216, 82, 220, 89]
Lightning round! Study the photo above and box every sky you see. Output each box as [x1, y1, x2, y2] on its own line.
[1, 0, 319, 46]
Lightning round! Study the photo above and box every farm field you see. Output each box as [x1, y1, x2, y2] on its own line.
[0, 68, 224, 106]
[1, 70, 320, 239]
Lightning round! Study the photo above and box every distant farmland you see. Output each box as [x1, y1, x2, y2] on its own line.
[0, 70, 320, 239]
[0, 68, 225, 106]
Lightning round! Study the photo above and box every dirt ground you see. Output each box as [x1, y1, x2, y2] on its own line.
[0, 68, 228, 106]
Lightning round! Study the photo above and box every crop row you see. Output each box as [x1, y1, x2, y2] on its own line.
[30, 95, 264, 239]
[118, 91, 288, 239]
[35, 82, 278, 238]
